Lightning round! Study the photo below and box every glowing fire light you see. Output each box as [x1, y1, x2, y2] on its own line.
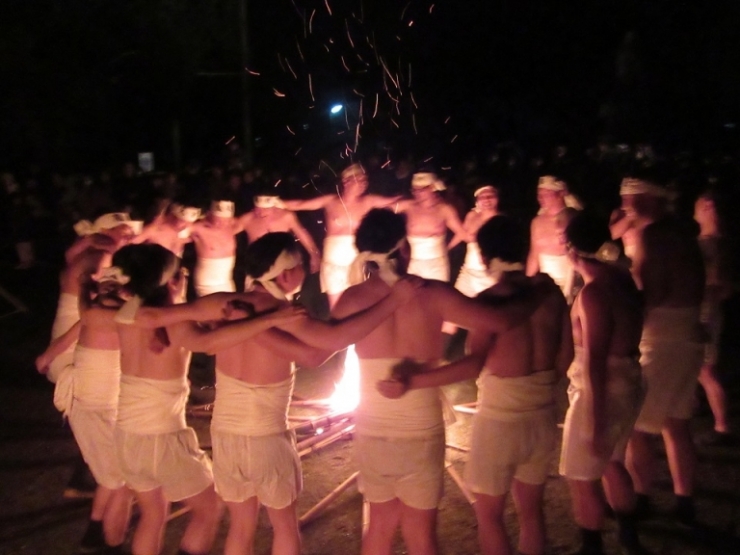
[327, 345, 360, 413]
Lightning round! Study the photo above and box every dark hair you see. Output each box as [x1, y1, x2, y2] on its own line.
[112, 243, 179, 306]
[355, 209, 407, 253]
[565, 211, 611, 255]
[244, 232, 300, 278]
[476, 216, 526, 264]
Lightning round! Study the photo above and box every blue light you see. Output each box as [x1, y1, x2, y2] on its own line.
[330, 104, 343, 114]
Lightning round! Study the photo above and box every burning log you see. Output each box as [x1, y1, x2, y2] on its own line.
[299, 471, 360, 526]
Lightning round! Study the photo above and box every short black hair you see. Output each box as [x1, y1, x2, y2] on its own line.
[355, 209, 407, 253]
[112, 243, 179, 306]
[565, 211, 611, 255]
[476, 215, 526, 264]
[244, 232, 300, 278]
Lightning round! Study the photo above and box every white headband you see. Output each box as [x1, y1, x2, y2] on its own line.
[537, 175, 566, 191]
[412, 172, 446, 191]
[171, 203, 202, 223]
[568, 241, 620, 263]
[74, 212, 143, 237]
[619, 178, 669, 198]
[486, 259, 525, 282]
[210, 200, 235, 218]
[474, 185, 497, 198]
[253, 195, 285, 209]
[348, 239, 405, 287]
[245, 248, 302, 301]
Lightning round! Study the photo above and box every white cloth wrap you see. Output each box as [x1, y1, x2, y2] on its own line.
[68, 405, 125, 490]
[194, 256, 236, 296]
[212, 370, 294, 436]
[117, 374, 188, 434]
[69, 346, 121, 410]
[407, 235, 449, 282]
[538, 253, 573, 293]
[356, 358, 444, 438]
[454, 242, 496, 297]
[559, 347, 645, 479]
[320, 234, 358, 294]
[477, 370, 557, 421]
[48, 293, 80, 383]
[635, 306, 703, 433]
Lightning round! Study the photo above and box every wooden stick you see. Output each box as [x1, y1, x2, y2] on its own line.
[166, 505, 191, 521]
[288, 414, 318, 421]
[452, 405, 477, 415]
[298, 424, 354, 458]
[296, 420, 353, 450]
[290, 411, 352, 434]
[446, 442, 470, 453]
[299, 471, 360, 526]
[445, 461, 476, 505]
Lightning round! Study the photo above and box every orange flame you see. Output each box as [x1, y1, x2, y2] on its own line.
[327, 345, 360, 413]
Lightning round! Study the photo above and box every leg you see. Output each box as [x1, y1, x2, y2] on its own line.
[131, 488, 169, 555]
[223, 498, 260, 555]
[602, 462, 635, 513]
[103, 486, 134, 547]
[662, 418, 696, 497]
[399, 503, 438, 555]
[474, 492, 511, 555]
[626, 431, 655, 495]
[698, 364, 729, 433]
[265, 501, 301, 555]
[566, 479, 605, 531]
[361, 499, 401, 555]
[511, 480, 546, 555]
[179, 485, 223, 555]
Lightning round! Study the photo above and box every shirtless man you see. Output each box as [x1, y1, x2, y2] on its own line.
[609, 178, 659, 265]
[442, 184, 501, 336]
[237, 193, 321, 273]
[36, 268, 136, 554]
[190, 200, 240, 296]
[282, 163, 401, 308]
[377, 215, 571, 555]
[399, 171, 467, 283]
[560, 212, 645, 555]
[117, 233, 420, 555]
[133, 201, 201, 258]
[332, 208, 550, 555]
[623, 178, 705, 525]
[526, 176, 579, 302]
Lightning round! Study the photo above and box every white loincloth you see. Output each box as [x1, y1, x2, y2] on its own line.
[454, 242, 496, 297]
[194, 256, 236, 296]
[464, 369, 557, 495]
[354, 433, 445, 509]
[560, 347, 644, 480]
[211, 370, 293, 436]
[356, 358, 445, 438]
[69, 406, 125, 490]
[320, 235, 358, 295]
[634, 306, 703, 433]
[116, 374, 189, 434]
[407, 235, 450, 282]
[115, 374, 212, 501]
[212, 431, 301, 507]
[47, 293, 80, 383]
[538, 253, 573, 295]
[54, 345, 121, 416]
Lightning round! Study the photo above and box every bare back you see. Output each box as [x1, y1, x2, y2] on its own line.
[117, 323, 192, 380]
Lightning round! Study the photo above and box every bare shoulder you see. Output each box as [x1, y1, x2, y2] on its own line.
[332, 280, 387, 318]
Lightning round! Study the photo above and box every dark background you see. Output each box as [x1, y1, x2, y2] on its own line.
[2, 0, 739, 172]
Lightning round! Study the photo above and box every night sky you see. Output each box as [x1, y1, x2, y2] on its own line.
[2, 0, 738, 170]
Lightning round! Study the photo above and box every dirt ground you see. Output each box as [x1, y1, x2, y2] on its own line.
[1, 262, 739, 555]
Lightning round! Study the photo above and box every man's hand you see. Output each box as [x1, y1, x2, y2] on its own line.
[376, 379, 408, 399]
[309, 253, 321, 274]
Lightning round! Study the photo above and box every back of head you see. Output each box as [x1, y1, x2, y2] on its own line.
[565, 212, 611, 256]
[244, 232, 299, 279]
[476, 215, 526, 264]
[355, 209, 407, 254]
[112, 243, 179, 306]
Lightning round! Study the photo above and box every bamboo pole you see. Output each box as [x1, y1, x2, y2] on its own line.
[452, 405, 477, 415]
[296, 420, 353, 451]
[290, 411, 352, 434]
[446, 442, 470, 453]
[298, 424, 354, 458]
[299, 471, 360, 526]
[445, 461, 476, 505]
